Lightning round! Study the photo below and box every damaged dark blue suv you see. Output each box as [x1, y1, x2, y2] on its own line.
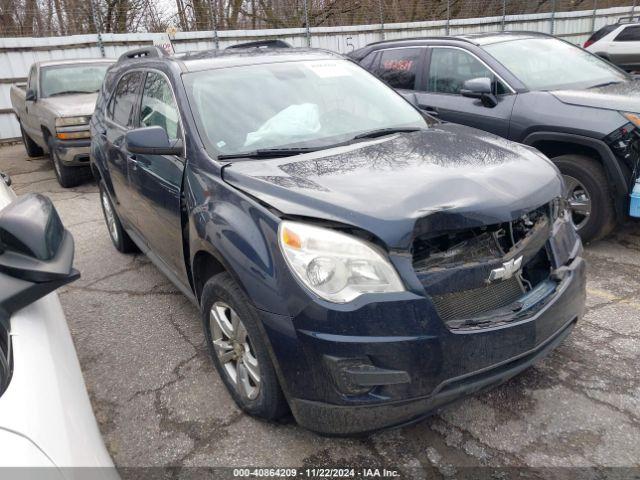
[90, 45, 586, 435]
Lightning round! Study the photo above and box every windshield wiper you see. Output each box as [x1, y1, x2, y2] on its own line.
[48, 89, 98, 96]
[353, 127, 425, 140]
[217, 128, 427, 160]
[588, 81, 623, 89]
[218, 147, 320, 160]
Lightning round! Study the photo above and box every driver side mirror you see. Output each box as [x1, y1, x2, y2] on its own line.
[125, 126, 183, 156]
[0, 194, 79, 324]
[460, 77, 497, 108]
[25, 88, 37, 102]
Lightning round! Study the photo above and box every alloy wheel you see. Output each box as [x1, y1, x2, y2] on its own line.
[101, 190, 119, 243]
[562, 174, 591, 230]
[209, 301, 261, 400]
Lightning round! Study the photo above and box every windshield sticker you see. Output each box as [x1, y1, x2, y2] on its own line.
[306, 62, 351, 78]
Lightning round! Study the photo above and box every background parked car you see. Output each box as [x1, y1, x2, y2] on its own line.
[585, 17, 640, 72]
[349, 32, 640, 242]
[0, 174, 117, 475]
[10, 59, 114, 188]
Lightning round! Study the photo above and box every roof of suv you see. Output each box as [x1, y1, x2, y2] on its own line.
[374, 31, 549, 46]
[117, 46, 343, 73]
[347, 31, 553, 60]
[37, 58, 115, 68]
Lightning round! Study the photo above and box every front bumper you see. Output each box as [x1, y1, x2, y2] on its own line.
[259, 255, 586, 435]
[51, 137, 91, 166]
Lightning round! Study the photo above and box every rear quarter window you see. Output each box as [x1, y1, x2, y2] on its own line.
[614, 25, 640, 41]
[359, 51, 379, 70]
[373, 48, 422, 90]
[587, 24, 619, 44]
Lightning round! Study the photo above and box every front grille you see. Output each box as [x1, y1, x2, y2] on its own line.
[413, 231, 503, 272]
[413, 205, 553, 326]
[431, 276, 525, 321]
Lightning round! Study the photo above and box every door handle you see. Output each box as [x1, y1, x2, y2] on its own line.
[127, 154, 138, 170]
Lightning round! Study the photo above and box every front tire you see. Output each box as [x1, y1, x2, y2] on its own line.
[201, 272, 288, 420]
[552, 154, 616, 242]
[20, 124, 43, 157]
[99, 183, 138, 253]
[47, 137, 90, 188]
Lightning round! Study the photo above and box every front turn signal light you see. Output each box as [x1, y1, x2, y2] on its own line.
[621, 112, 640, 128]
[56, 131, 90, 140]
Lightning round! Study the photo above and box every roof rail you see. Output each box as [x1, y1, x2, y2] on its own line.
[365, 35, 478, 48]
[617, 15, 640, 24]
[118, 46, 168, 62]
[226, 39, 292, 50]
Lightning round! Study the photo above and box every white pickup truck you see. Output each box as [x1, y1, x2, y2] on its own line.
[10, 59, 114, 187]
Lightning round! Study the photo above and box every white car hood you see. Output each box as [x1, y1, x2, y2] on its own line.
[0, 294, 116, 472]
[0, 429, 57, 468]
[39, 93, 99, 117]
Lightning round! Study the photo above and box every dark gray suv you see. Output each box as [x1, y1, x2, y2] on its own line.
[350, 32, 640, 242]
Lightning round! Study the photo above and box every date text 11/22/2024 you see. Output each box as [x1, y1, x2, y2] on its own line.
[232, 468, 401, 478]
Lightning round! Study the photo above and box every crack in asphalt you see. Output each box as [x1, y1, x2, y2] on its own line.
[63, 285, 184, 297]
[127, 352, 200, 403]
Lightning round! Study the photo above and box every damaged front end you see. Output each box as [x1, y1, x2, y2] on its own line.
[413, 199, 580, 329]
[606, 117, 640, 217]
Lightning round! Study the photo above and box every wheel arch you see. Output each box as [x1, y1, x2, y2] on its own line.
[523, 131, 629, 220]
[41, 125, 53, 151]
[192, 248, 227, 303]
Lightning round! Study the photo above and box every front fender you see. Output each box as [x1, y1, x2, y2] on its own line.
[185, 166, 289, 315]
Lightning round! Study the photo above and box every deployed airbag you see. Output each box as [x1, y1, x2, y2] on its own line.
[245, 103, 321, 147]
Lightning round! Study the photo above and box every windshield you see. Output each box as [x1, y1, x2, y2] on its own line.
[41, 64, 110, 97]
[483, 37, 628, 91]
[183, 59, 427, 158]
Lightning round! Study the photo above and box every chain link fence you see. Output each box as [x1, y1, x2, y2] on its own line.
[1, 0, 638, 38]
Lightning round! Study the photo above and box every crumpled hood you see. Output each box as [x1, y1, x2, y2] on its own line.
[40, 93, 99, 117]
[551, 80, 640, 113]
[223, 124, 563, 249]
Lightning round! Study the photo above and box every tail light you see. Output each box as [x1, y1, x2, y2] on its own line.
[584, 40, 594, 48]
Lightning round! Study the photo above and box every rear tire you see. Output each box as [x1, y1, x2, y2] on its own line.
[201, 272, 288, 421]
[47, 137, 90, 188]
[552, 154, 616, 243]
[20, 124, 43, 157]
[99, 182, 138, 253]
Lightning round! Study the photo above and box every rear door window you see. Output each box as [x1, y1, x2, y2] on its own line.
[373, 48, 423, 90]
[108, 71, 143, 127]
[614, 25, 640, 41]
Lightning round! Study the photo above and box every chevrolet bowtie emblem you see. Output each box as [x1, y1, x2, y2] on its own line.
[488, 256, 523, 282]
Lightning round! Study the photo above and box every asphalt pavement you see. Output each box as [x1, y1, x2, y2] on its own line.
[1, 144, 638, 478]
